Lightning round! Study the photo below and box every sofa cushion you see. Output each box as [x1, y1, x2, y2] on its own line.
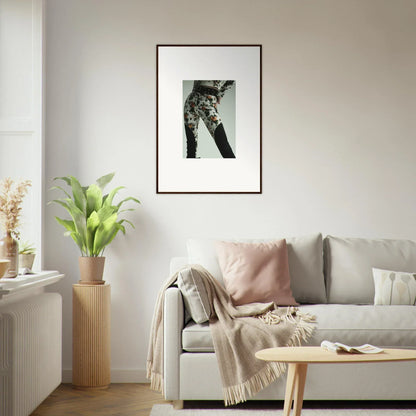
[187, 239, 225, 285]
[177, 267, 211, 324]
[187, 233, 326, 304]
[303, 304, 416, 348]
[216, 240, 297, 306]
[286, 234, 326, 303]
[372, 268, 416, 305]
[324, 236, 416, 304]
[182, 321, 214, 352]
[182, 304, 416, 352]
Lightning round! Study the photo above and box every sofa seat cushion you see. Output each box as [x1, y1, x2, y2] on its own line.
[182, 304, 416, 352]
[302, 304, 416, 348]
[182, 321, 214, 352]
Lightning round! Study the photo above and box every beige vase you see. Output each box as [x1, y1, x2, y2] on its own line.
[19, 253, 36, 270]
[78, 256, 105, 285]
[0, 260, 10, 279]
[0, 231, 19, 278]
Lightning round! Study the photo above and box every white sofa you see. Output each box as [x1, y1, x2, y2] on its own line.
[163, 234, 416, 402]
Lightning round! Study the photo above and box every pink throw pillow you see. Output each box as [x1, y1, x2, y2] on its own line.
[215, 240, 298, 306]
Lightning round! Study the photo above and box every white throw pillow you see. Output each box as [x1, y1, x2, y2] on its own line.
[373, 268, 416, 305]
[177, 267, 211, 324]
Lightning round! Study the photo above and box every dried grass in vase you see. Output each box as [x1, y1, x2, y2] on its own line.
[0, 178, 32, 239]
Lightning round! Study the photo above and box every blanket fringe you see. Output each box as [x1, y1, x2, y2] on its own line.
[147, 360, 163, 393]
[275, 308, 317, 347]
[288, 314, 316, 347]
[223, 361, 285, 406]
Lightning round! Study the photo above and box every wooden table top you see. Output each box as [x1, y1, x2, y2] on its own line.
[255, 346, 416, 364]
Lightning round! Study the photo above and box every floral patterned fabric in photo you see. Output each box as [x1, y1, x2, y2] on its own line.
[184, 91, 222, 139]
[183, 80, 234, 152]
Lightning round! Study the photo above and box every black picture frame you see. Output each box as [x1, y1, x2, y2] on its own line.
[156, 44, 262, 194]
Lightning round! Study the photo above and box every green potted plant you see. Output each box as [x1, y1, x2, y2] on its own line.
[50, 172, 140, 284]
[18, 241, 36, 271]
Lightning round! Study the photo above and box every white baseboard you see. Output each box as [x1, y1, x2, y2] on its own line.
[62, 369, 148, 383]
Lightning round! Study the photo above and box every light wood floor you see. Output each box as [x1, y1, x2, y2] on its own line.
[31, 384, 416, 415]
[31, 384, 171, 416]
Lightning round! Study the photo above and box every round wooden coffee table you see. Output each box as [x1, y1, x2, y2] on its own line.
[255, 346, 416, 416]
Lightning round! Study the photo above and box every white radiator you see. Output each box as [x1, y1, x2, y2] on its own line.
[0, 293, 62, 416]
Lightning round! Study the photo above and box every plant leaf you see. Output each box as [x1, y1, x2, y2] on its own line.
[119, 218, 135, 229]
[55, 217, 76, 233]
[118, 208, 136, 213]
[50, 198, 73, 213]
[70, 232, 84, 254]
[96, 172, 115, 190]
[104, 224, 122, 246]
[87, 211, 100, 231]
[50, 185, 72, 199]
[54, 216, 84, 253]
[116, 222, 126, 234]
[98, 221, 127, 254]
[69, 176, 87, 214]
[52, 197, 88, 255]
[86, 211, 100, 255]
[93, 213, 118, 255]
[53, 176, 71, 186]
[116, 196, 141, 209]
[97, 205, 117, 222]
[103, 186, 125, 208]
[86, 184, 103, 217]
[64, 198, 88, 255]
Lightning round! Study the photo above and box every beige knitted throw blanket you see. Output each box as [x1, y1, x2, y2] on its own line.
[147, 265, 316, 406]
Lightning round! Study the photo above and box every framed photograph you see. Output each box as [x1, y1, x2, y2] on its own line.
[156, 44, 262, 194]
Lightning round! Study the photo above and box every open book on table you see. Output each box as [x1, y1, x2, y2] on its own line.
[321, 340, 384, 354]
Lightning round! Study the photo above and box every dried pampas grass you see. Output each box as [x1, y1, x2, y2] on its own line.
[0, 178, 32, 239]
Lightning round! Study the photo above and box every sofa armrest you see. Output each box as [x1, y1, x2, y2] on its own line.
[163, 286, 184, 400]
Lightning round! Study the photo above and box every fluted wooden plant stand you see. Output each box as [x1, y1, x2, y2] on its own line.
[72, 283, 111, 389]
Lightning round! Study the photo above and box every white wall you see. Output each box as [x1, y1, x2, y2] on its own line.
[45, 0, 416, 381]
